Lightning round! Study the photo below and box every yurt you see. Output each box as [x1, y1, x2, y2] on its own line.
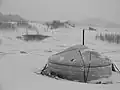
[41, 44, 113, 83]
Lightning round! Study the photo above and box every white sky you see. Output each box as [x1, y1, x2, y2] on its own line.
[0, 0, 120, 23]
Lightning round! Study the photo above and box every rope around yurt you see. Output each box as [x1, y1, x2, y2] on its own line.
[86, 51, 92, 82]
[78, 50, 91, 83]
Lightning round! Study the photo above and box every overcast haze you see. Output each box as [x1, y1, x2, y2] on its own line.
[0, 0, 120, 23]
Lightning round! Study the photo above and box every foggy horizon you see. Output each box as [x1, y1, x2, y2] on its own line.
[0, 0, 120, 24]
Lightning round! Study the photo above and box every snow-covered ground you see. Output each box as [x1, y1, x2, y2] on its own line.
[0, 26, 120, 90]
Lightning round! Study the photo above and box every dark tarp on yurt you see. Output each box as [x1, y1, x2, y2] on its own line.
[41, 45, 113, 83]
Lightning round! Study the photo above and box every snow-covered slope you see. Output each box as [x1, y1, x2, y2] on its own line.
[0, 27, 120, 90]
